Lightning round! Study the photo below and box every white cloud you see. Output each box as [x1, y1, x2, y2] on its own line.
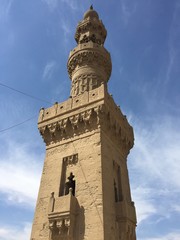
[0, 140, 42, 207]
[130, 115, 180, 188]
[0, 223, 31, 240]
[140, 232, 180, 240]
[132, 186, 156, 223]
[42, 60, 57, 80]
[128, 114, 180, 225]
[171, 204, 180, 213]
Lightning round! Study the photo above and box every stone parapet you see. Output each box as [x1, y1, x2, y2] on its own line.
[38, 85, 134, 156]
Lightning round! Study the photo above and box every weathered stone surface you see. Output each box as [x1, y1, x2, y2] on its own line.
[31, 6, 136, 240]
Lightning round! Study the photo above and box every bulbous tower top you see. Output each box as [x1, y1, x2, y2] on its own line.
[75, 5, 106, 45]
[67, 6, 112, 97]
[83, 5, 99, 19]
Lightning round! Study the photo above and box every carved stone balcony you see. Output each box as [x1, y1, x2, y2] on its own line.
[48, 189, 79, 240]
[115, 200, 137, 224]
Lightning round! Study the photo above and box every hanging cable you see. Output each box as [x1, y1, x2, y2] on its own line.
[0, 116, 36, 133]
[0, 82, 52, 104]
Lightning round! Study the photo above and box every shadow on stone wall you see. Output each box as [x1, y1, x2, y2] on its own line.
[78, 206, 85, 240]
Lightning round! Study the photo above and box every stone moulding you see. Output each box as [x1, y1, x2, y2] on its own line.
[70, 73, 103, 97]
[38, 103, 134, 154]
[67, 46, 112, 81]
[75, 19, 107, 44]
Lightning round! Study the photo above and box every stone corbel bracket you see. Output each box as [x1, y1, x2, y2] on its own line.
[48, 189, 79, 240]
[38, 101, 134, 156]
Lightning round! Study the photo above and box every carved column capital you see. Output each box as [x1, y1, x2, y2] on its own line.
[69, 114, 80, 129]
[56, 220, 63, 234]
[49, 220, 55, 231]
[81, 109, 92, 125]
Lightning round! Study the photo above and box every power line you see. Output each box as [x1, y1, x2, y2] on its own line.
[0, 116, 36, 133]
[0, 82, 52, 104]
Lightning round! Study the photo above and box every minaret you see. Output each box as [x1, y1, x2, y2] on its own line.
[30, 6, 136, 240]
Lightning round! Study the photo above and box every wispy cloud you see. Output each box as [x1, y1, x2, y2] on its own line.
[61, 20, 71, 37]
[41, 0, 58, 11]
[0, 223, 31, 240]
[61, 0, 78, 11]
[120, 0, 137, 25]
[132, 115, 180, 188]
[0, 0, 13, 22]
[42, 60, 57, 80]
[140, 232, 180, 240]
[128, 114, 180, 225]
[165, 2, 180, 84]
[0, 140, 42, 207]
[132, 186, 157, 223]
[42, 0, 79, 12]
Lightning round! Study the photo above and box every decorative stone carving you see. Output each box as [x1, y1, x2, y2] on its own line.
[47, 123, 57, 138]
[38, 103, 133, 156]
[63, 154, 78, 166]
[68, 49, 111, 81]
[69, 114, 80, 129]
[65, 218, 70, 228]
[48, 190, 79, 240]
[49, 220, 55, 231]
[71, 73, 103, 97]
[67, 5, 112, 97]
[75, 6, 107, 45]
[39, 126, 46, 136]
[81, 109, 92, 125]
[94, 104, 106, 125]
[57, 119, 68, 132]
[56, 220, 63, 233]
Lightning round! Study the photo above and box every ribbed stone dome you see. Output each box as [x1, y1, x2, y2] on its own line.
[83, 5, 99, 19]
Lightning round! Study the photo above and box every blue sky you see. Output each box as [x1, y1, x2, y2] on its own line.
[0, 0, 180, 239]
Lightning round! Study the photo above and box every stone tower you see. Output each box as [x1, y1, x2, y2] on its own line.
[30, 6, 136, 240]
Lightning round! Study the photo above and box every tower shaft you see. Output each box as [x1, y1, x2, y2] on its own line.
[31, 7, 136, 240]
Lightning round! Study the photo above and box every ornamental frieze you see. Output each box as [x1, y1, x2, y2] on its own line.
[75, 21, 106, 45]
[71, 73, 102, 96]
[67, 50, 112, 80]
[38, 105, 133, 153]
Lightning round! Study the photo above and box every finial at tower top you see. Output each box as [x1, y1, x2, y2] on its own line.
[83, 5, 99, 20]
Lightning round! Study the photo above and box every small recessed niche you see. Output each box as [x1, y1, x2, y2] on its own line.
[60, 106, 63, 109]
[92, 93, 95, 96]
[76, 99, 79, 103]
[46, 112, 49, 114]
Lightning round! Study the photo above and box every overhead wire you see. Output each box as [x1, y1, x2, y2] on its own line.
[0, 116, 36, 133]
[0, 80, 104, 221]
[0, 81, 54, 133]
[0, 82, 53, 104]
